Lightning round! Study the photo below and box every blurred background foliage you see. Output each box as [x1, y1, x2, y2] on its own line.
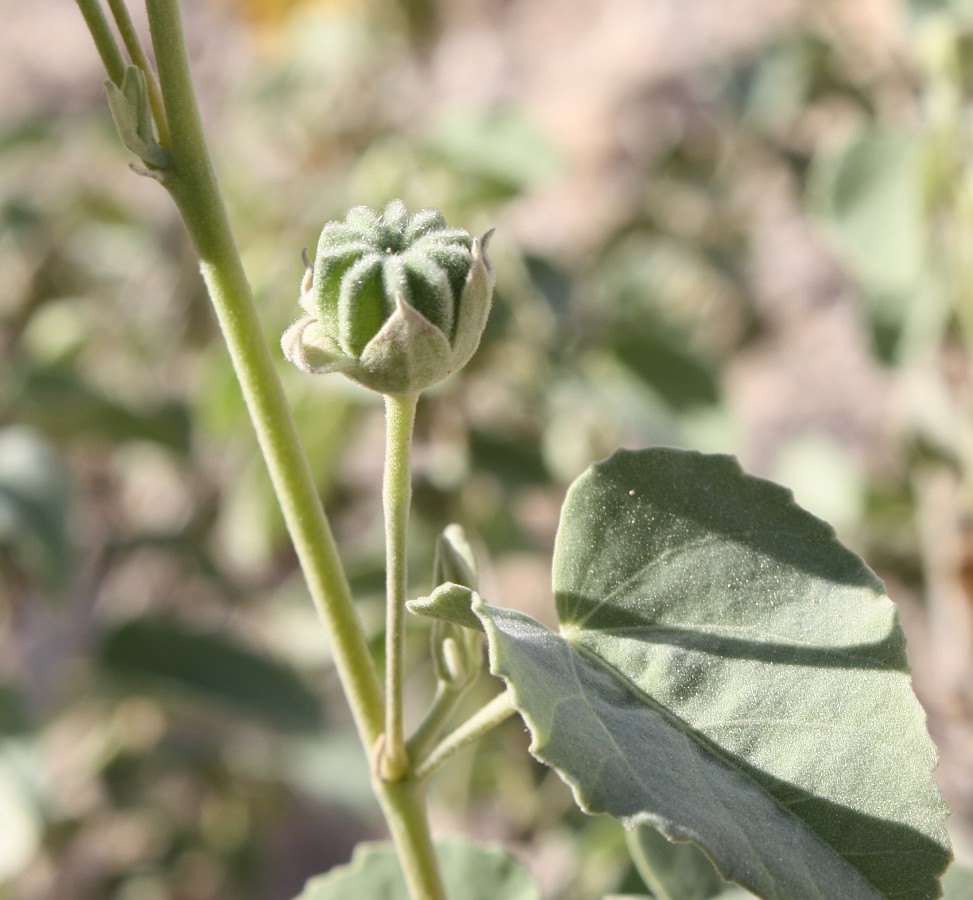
[3, 0, 973, 896]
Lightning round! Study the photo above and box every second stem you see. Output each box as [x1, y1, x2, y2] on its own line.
[382, 391, 420, 780]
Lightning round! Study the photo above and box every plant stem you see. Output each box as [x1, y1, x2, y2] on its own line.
[75, 0, 126, 84]
[406, 680, 466, 765]
[382, 392, 420, 780]
[413, 689, 515, 782]
[142, 0, 382, 747]
[105, 0, 170, 146]
[84, 4, 451, 894]
[377, 780, 447, 900]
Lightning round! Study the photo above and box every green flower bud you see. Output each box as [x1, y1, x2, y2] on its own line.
[281, 200, 494, 395]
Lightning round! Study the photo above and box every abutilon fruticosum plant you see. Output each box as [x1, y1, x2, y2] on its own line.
[74, 2, 952, 898]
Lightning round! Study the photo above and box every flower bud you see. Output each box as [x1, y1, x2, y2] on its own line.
[281, 200, 494, 395]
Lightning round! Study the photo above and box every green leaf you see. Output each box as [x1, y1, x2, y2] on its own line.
[942, 863, 973, 899]
[609, 314, 720, 411]
[407, 582, 483, 632]
[413, 526, 486, 686]
[433, 524, 479, 590]
[810, 126, 925, 298]
[293, 837, 541, 900]
[425, 108, 562, 193]
[104, 66, 169, 169]
[0, 427, 73, 594]
[474, 448, 950, 900]
[98, 616, 323, 731]
[0, 683, 28, 737]
[627, 825, 752, 900]
[12, 365, 192, 455]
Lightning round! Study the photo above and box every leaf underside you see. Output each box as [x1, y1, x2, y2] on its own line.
[473, 448, 950, 900]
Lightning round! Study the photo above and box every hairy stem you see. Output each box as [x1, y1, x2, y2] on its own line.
[75, 0, 126, 84]
[81, 3, 452, 894]
[406, 680, 467, 766]
[382, 392, 420, 780]
[105, 0, 170, 145]
[142, 0, 382, 746]
[377, 780, 447, 900]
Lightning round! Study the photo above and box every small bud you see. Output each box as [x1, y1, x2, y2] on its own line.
[104, 66, 170, 171]
[433, 524, 478, 590]
[281, 200, 495, 395]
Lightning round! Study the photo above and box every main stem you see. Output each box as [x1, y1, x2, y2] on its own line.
[140, 5, 446, 896]
[143, 0, 386, 757]
[377, 780, 447, 900]
[382, 392, 419, 779]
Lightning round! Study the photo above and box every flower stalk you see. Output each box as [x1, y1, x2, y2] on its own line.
[380, 391, 420, 781]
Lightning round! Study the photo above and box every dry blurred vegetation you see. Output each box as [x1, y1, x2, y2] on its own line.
[2, 0, 973, 897]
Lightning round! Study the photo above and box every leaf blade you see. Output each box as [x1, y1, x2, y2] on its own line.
[98, 616, 323, 731]
[476, 600, 885, 900]
[294, 838, 540, 900]
[477, 448, 950, 900]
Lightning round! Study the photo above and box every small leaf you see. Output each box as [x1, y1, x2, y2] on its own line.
[293, 837, 541, 900]
[0, 427, 73, 594]
[104, 66, 169, 169]
[410, 586, 484, 685]
[407, 582, 483, 632]
[627, 825, 751, 900]
[419, 526, 485, 686]
[433, 524, 479, 589]
[98, 616, 323, 731]
[475, 448, 950, 900]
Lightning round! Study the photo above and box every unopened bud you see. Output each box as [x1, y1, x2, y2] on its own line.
[282, 200, 494, 395]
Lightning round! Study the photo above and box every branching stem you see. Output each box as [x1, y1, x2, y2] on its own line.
[141, 0, 383, 748]
[407, 680, 468, 765]
[77, 3, 454, 895]
[106, 0, 170, 145]
[75, 0, 126, 84]
[413, 689, 515, 782]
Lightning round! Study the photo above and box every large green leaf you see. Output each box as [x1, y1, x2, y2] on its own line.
[294, 837, 541, 900]
[98, 616, 323, 731]
[11, 365, 192, 455]
[473, 448, 950, 900]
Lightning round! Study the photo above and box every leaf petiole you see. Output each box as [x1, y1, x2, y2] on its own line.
[413, 688, 516, 782]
